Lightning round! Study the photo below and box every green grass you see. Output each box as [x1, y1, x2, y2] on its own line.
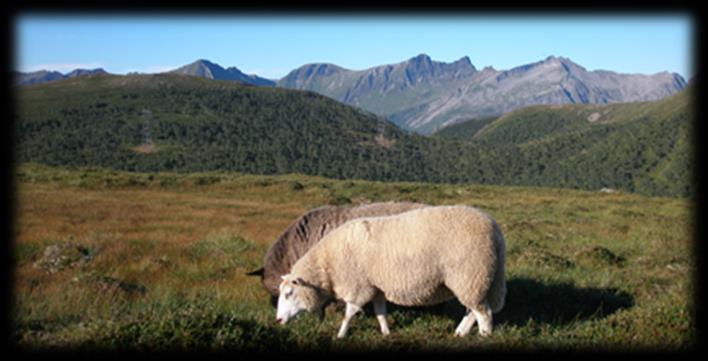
[12, 163, 695, 351]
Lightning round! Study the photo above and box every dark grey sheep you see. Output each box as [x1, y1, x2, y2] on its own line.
[246, 201, 428, 307]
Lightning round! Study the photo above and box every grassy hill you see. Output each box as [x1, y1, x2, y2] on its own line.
[14, 74, 693, 197]
[432, 116, 498, 140]
[434, 87, 694, 197]
[12, 164, 694, 350]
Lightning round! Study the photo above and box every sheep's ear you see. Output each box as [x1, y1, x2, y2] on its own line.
[245, 267, 264, 277]
[281, 274, 289, 281]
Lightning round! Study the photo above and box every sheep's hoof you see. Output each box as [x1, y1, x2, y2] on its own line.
[454, 325, 468, 337]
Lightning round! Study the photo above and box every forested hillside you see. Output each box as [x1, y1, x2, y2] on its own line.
[15, 74, 693, 197]
[435, 87, 694, 197]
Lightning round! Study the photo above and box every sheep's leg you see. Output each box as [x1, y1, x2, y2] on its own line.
[372, 293, 391, 336]
[337, 302, 362, 339]
[454, 310, 477, 336]
[471, 301, 493, 336]
[314, 305, 325, 322]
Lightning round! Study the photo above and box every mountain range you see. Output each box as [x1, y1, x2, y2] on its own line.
[14, 68, 108, 86]
[14, 55, 687, 134]
[278, 54, 687, 133]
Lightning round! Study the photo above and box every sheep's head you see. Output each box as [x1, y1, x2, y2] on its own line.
[276, 274, 322, 324]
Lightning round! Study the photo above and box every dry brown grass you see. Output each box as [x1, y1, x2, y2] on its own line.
[12, 164, 694, 350]
[13, 177, 316, 321]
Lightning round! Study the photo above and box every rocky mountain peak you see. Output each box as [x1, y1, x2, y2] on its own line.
[169, 59, 275, 86]
[410, 53, 432, 64]
[193, 59, 216, 67]
[450, 55, 477, 73]
[454, 55, 472, 65]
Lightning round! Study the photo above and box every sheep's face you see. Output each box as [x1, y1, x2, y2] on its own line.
[276, 275, 310, 324]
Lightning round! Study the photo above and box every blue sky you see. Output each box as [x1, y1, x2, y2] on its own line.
[15, 15, 693, 80]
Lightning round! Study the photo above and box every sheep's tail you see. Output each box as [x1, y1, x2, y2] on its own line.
[486, 222, 506, 313]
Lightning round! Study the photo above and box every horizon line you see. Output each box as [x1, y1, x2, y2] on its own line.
[15, 53, 691, 80]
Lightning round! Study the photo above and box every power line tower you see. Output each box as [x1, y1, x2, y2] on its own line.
[141, 109, 152, 145]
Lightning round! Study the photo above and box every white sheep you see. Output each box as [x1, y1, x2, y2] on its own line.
[275, 205, 506, 338]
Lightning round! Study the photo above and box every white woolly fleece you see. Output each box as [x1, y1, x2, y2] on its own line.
[289, 205, 506, 313]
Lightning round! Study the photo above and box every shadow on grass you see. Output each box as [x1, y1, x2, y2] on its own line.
[496, 278, 634, 326]
[363, 277, 634, 328]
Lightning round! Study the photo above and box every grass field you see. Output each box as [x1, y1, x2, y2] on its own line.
[11, 163, 695, 351]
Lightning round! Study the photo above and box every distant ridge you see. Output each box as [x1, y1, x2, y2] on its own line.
[14, 68, 108, 86]
[278, 54, 687, 134]
[14, 55, 687, 136]
[168, 59, 275, 87]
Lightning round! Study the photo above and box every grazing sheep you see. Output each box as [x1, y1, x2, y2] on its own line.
[246, 202, 428, 306]
[275, 205, 506, 338]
